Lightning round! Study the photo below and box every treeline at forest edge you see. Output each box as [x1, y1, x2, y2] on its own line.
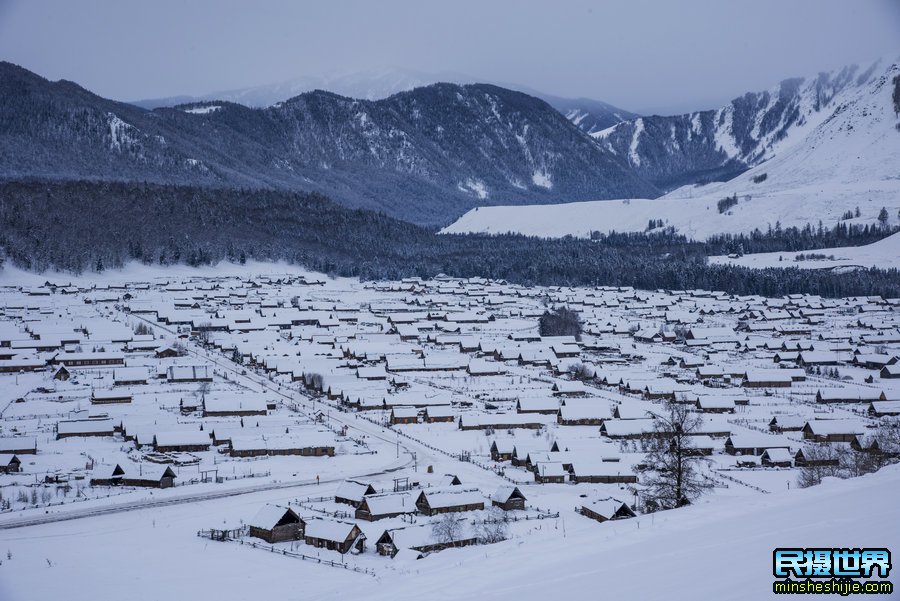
[1, 179, 898, 299]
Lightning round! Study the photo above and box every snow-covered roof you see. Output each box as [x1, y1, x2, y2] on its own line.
[249, 504, 298, 530]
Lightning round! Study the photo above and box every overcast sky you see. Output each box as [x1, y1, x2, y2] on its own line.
[1, 0, 898, 114]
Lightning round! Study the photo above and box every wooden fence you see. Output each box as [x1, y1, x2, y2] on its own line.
[196, 529, 374, 576]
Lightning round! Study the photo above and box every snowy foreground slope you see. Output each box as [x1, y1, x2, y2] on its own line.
[346, 467, 900, 601]
[443, 63, 900, 240]
[1, 465, 897, 601]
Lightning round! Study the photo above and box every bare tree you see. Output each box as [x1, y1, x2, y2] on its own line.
[640, 401, 712, 509]
[431, 513, 463, 546]
[195, 381, 211, 404]
[840, 445, 891, 479]
[875, 418, 900, 457]
[196, 322, 212, 346]
[475, 507, 509, 544]
[568, 362, 594, 381]
[798, 421, 899, 489]
[797, 444, 843, 488]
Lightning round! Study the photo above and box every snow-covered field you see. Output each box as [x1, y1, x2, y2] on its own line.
[443, 63, 900, 242]
[0, 262, 898, 600]
[710, 231, 900, 270]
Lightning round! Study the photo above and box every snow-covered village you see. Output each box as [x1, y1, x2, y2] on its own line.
[0, 265, 898, 598]
[1, 2, 899, 600]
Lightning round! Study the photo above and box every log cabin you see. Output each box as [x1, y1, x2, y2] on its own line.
[302, 519, 365, 554]
[334, 480, 377, 507]
[490, 486, 526, 511]
[580, 497, 636, 523]
[415, 488, 484, 515]
[0, 454, 21, 474]
[248, 505, 305, 544]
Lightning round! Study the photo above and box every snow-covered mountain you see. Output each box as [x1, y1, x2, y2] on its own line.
[593, 62, 885, 191]
[444, 61, 900, 240]
[514, 90, 638, 135]
[132, 68, 478, 108]
[0, 62, 657, 225]
[133, 69, 638, 137]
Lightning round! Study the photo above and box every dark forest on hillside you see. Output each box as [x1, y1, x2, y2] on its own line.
[1, 180, 898, 298]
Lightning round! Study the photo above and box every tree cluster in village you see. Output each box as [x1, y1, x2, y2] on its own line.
[797, 419, 900, 488]
[2, 180, 900, 298]
[538, 307, 583, 340]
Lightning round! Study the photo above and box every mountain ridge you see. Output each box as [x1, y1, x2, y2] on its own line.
[0, 61, 658, 225]
[594, 61, 885, 191]
[444, 61, 900, 240]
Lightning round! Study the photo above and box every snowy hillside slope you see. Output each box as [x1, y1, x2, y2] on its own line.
[444, 62, 900, 240]
[709, 231, 900, 270]
[593, 61, 883, 190]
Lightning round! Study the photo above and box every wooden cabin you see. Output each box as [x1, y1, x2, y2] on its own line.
[153, 431, 212, 453]
[355, 492, 415, 521]
[248, 504, 305, 544]
[423, 406, 455, 423]
[415, 488, 484, 516]
[376, 521, 478, 558]
[761, 448, 793, 467]
[724, 434, 790, 456]
[390, 406, 419, 425]
[793, 448, 840, 467]
[491, 486, 526, 511]
[121, 465, 177, 488]
[0, 437, 37, 455]
[0, 454, 22, 474]
[334, 480, 377, 507]
[91, 391, 133, 405]
[802, 420, 865, 443]
[533, 461, 568, 484]
[580, 497, 636, 523]
[489, 440, 515, 462]
[303, 519, 365, 554]
[56, 419, 116, 440]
